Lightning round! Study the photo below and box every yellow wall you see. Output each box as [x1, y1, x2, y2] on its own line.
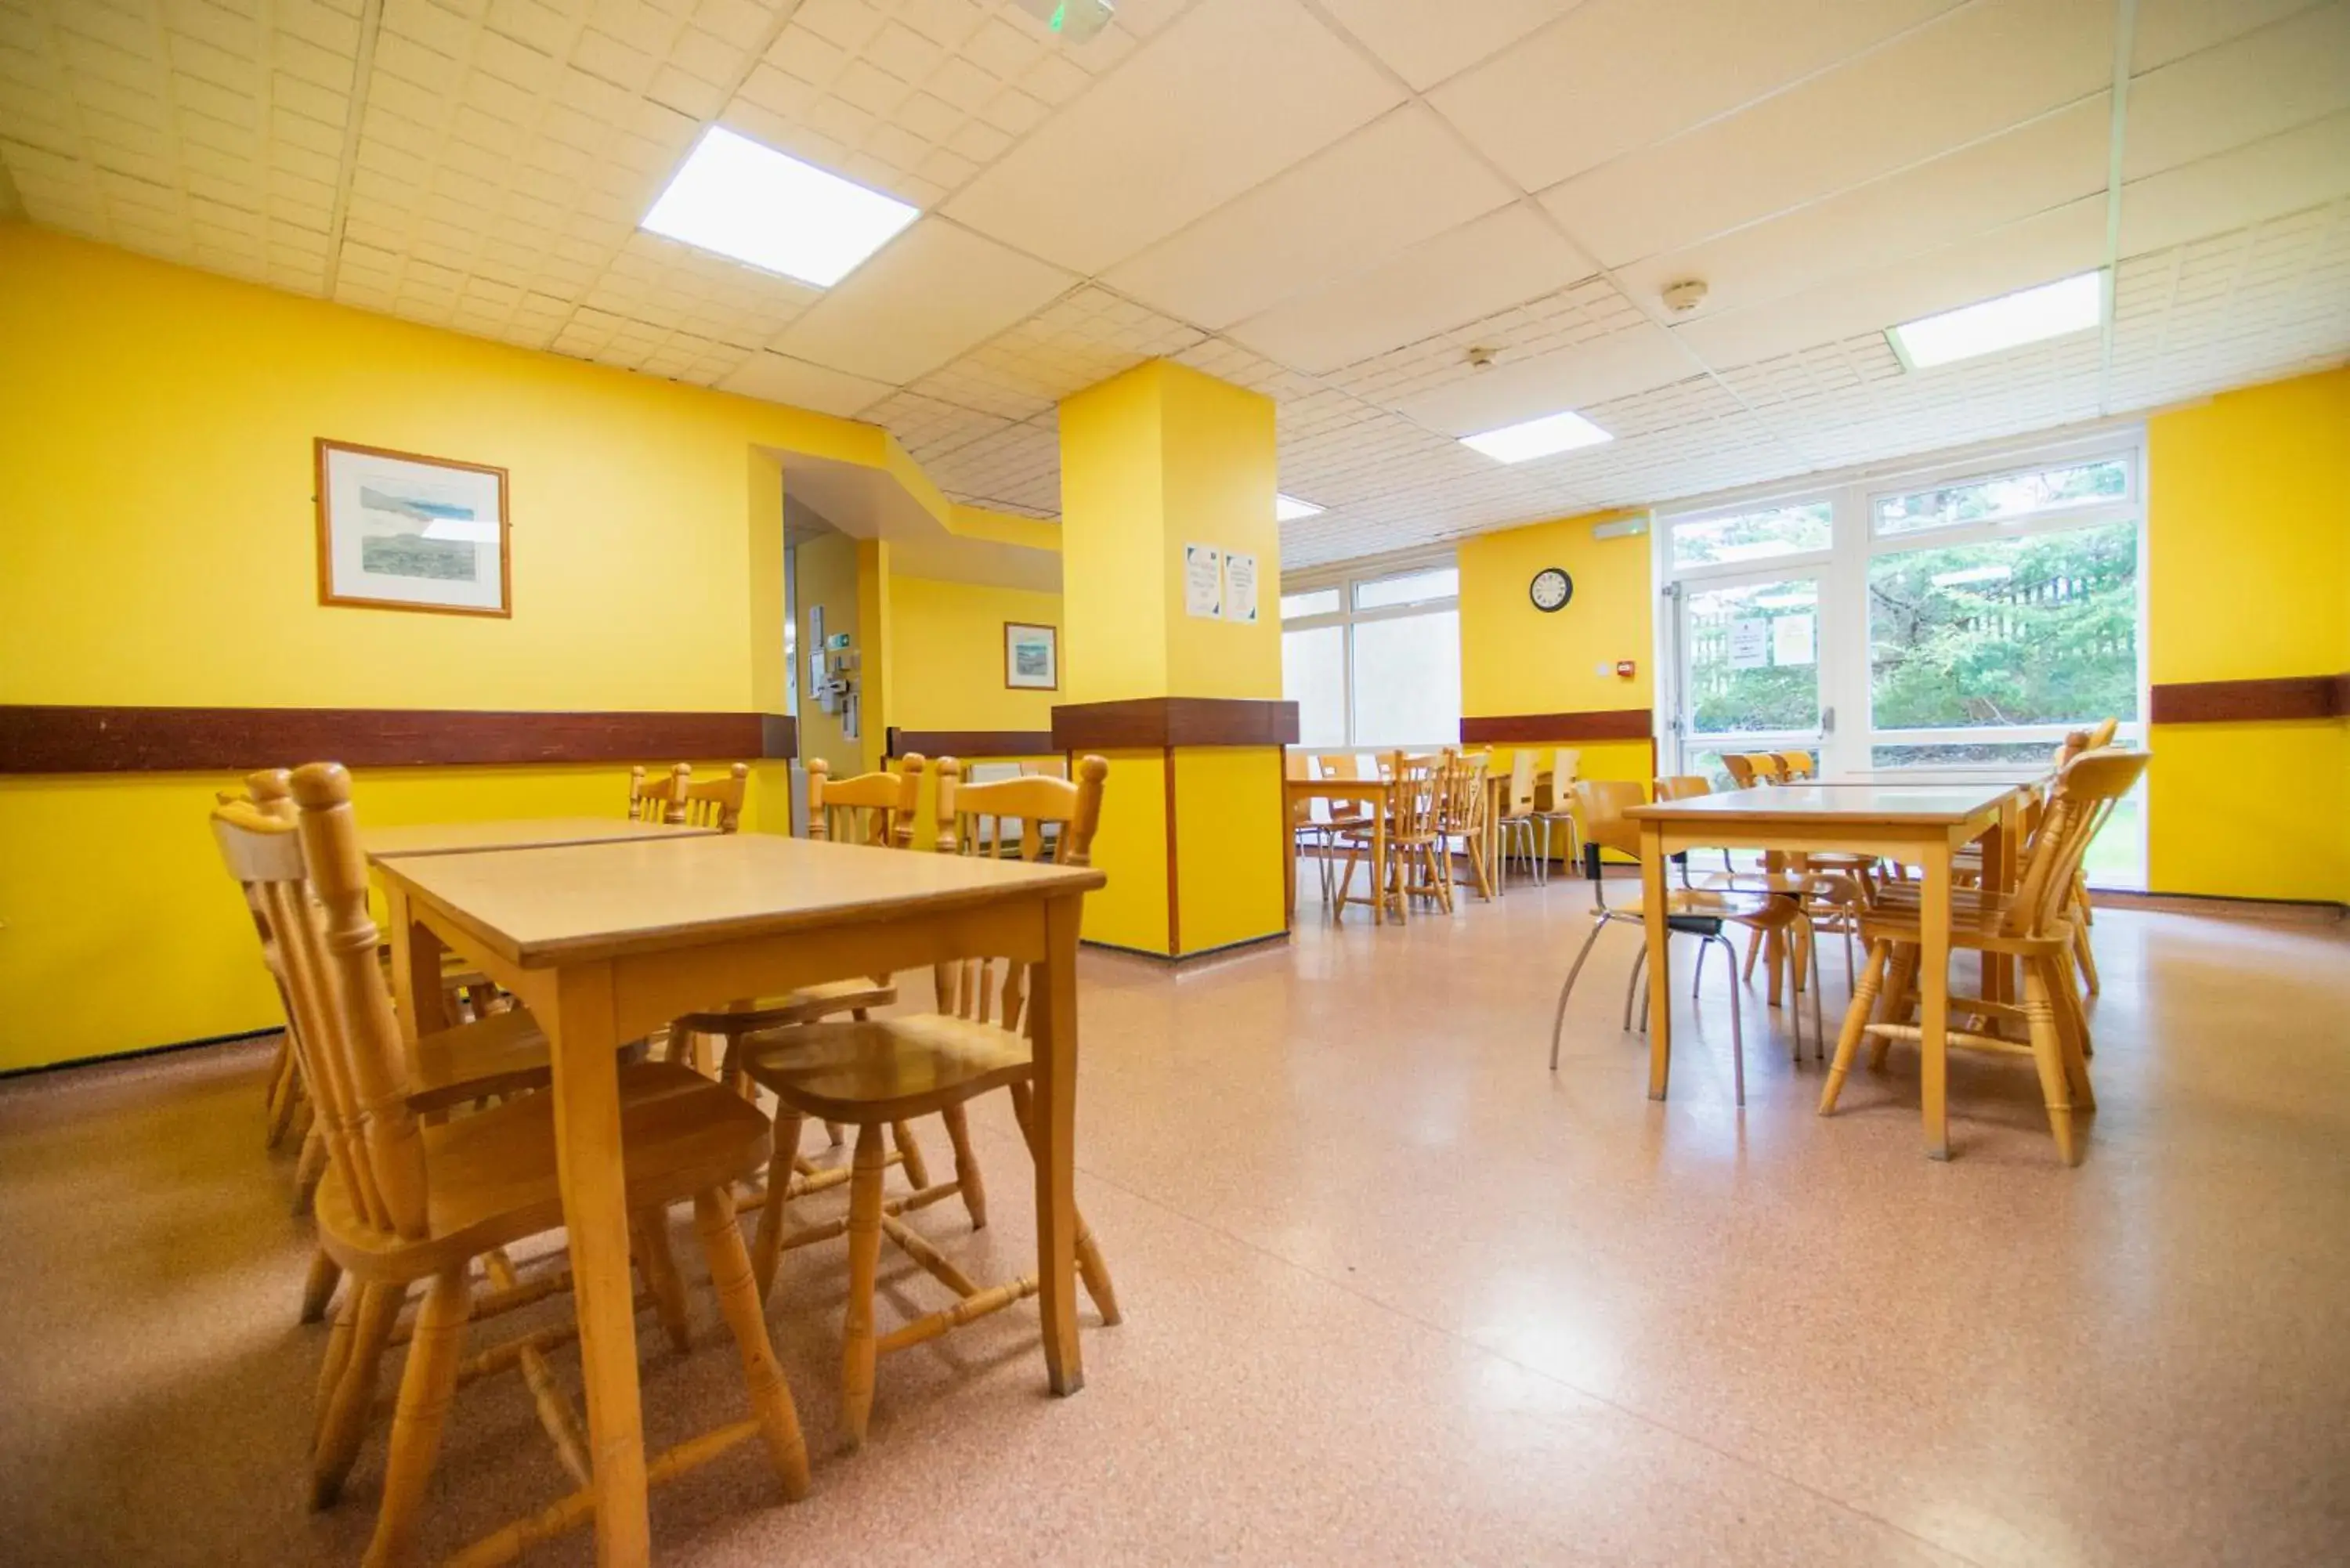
[2145, 368, 2350, 902]
[0, 225, 867, 1068]
[884, 575, 1063, 734]
[793, 529, 862, 778]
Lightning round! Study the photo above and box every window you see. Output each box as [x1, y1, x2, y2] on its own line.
[1279, 556, 1461, 752]
[1660, 436, 2148, 887]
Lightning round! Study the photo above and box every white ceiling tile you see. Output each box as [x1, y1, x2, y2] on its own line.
[1228, 204, 1593, 374]
[1311, 0, 1580, 92]
[1430, 0, 1965, 194]
[2123, 1, 2350, 179]
[1392, 320, 1697, 435]
[1671, 193, 2110, 372]
[942, 0, 1403, 273]
[772, 215, 1076, 384]
[718, 349, 894, 415]
[1543, 0, 2113, 269]
[2129, 0, 2325, 73]
[1614, 95, 2111, 327]
[2119, 110, 2350, 256]
[1102, 105, 1516, 330]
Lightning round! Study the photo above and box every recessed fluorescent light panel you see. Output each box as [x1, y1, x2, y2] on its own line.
[1888, 271, 2104, 369]
[1460, 410, 1613, 464]
[642, 127, 919, 288]
[1275, 493, 1325, 521]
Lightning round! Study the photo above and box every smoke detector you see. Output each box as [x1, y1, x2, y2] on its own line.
[1661, 278, 1709, 314]
[1465, 345, 1497, 369]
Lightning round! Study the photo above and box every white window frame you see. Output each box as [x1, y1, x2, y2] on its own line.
[1655, 425, 2150, 799]
[1279, 547, 1459, 755]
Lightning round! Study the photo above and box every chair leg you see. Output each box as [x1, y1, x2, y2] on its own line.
[1622, 942, 1649, 1032]
[692, 1186, 812, 1500]
[300, 1248, 342, 1324]
[2022, 960, 2081, 1165]
[1549, 918, 1612, 1071]
[891, 1119, 932, 1188]
[362, 1267, 469, 1568]
[1820, 941, 1890, 1115]
[312, 1281, 401, 1509]
[1807, 916, 1827, 1063]
[1714, 935, 1744, 1107]
[939, 1101, 987, 1230]
[751, 1109, 805, 1302]
[632, 1205, 692, 1353]
[841, 1122, 888, 1449]
[1691, 934, 1708, 999]
[825, 1121, 844, 1146]
[2073, 916, 2102, 994]
[1868, 944, 1920, 1070]
[2047, 951, 2098, 1111]
[265, 1037, 301, 1149]
[1007, 1082, 1120, 1325]
[1741, 923, 1764, 982]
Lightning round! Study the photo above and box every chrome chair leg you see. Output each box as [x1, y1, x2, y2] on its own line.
[1711, 932, 1745, 1107]
[1809, 915, 1828, 1063]
[1549, 916, 1613, 1071]
[1623, 943, 1649, 1032]
[1692, 934, 1708, 999]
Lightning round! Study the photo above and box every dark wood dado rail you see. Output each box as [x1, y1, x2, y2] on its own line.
[2149, 674, 2350, 724]
[0, 705, 796, 774]
[1459, 709, 1654, 744]
[884, 728, 1058, 760]
[1051, 696, 1299, 750]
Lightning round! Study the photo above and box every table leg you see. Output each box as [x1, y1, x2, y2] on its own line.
[543, 964, 651, 1566]
[1373, 797, 1390, 926]
[1919, 841, 1954, 1161]
[1762, 851, 1786, 1006]
[1641, 823, 1673, 1100]
[1031, 893, 1084, 1395]
[1982, 797, 2021, 1005]
[386, 884, 453, 1037]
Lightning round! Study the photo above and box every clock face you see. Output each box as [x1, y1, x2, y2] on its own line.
[1530, 567, 1574, 612]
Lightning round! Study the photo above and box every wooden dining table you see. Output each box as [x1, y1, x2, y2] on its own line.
[370, 832, 1104, 1566]
[361, 815, 716, 858]
[1285, 774, 1396, 923]
[1623, 780, 2030, 1158]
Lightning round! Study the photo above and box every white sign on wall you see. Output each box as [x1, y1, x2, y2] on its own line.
[1184, 543, 1223, 619]
[1771, 612, 1816, 667]
[1727, 617, 1770, 670]
[1222, 551, 1259, 623]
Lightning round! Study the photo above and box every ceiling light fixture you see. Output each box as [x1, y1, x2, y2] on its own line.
[1459, 410, 1613, 464]
[1275, 493, 1325, 522]
[642, 127, 919, 288]
[1887, 271, 2105, 370]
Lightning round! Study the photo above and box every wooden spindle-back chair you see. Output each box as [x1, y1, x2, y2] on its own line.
[1820, 749, 2149, 1164]
[212, 764, 807, 1563]
[737, 755, 1120, 1447]
[808, 756, 921, 847]
[1437, 748, 1494, 900]
[627, 763, 684, 822]
[677, 761, 748, 831]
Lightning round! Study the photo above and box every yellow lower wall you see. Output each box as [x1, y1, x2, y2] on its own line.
[1172, 746, 1288, 954]
[1077, 752, 1171, 954]
[2146, 723, 2346, 902]
[0, 762, 790, 1073]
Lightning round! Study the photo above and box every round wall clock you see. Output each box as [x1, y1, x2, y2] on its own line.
[1529, 567, 1574, 612]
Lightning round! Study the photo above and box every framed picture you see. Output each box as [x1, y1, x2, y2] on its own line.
[315, 439, 510, 616]
[1004, 621, 1058, 690]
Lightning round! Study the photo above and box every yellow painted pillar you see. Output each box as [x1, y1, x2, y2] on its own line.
[1056, 359, 1290, 957]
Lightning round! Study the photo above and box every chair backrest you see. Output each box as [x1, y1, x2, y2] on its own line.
[2005, 749, 2149, 938]
[1549, 748, 1582, 793]
[1721, 753, 1759, 788]
[211, 764, 427, 1243]
[1654, 775, 1711, 802]
[2084, 716, 2120, 750]
[1773, 750, 1815, 779]
[676, 761, 749, 833]
[1388, 753, 1444, 838]
[809, 756, 924, 847]
[1018, 758, 1068, 779]
[628, 764, 684, 822]
[1438, 750, 1489, 835]
[1314, 753, 1362, 780]
[931, 756, 1108, 1028]
[1571, 779, 1646, 870]
[1506, 749, 1538, 815]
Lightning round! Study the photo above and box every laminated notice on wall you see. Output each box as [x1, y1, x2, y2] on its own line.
[1184, 543, 1223, 619]
[1223, 551, 1258, 623]
[1771, 612, 1815, 667]
[1728, 617, 1770, 670]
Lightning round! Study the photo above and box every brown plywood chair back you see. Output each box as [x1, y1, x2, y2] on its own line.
[1654, 775, 1711, 803]
[1721, 753, 1760, 788]
[1572, 778, 1646, 863]
[809, 756, 924, 847]
[211, 764, 428, 1244]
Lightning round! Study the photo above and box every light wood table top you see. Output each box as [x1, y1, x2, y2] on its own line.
[376, 832, 1104, 966]
[1809, 767, 2054, 789]
[360, 815, 717, 859]
[376, 831, 1105, 1565]
[1628, 781, 2023, 830]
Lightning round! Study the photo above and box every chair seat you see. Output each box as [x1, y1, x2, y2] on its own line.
[740, 1014, 1031, 1123]
[1698, 869, 1846, 898]
[316, 1060, 769, 1284]
[1856, 897, 2072, 956]
[674, 977, 899, 1035]
[1609, 887, 1781, 923]
[409, 1006, 553, 1113]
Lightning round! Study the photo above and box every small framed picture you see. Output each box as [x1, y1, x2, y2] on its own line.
[315, 439, 510, 616]
[1004, 621, 1058, 690]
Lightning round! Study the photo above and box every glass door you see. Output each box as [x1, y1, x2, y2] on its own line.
[1674, 571, 1828, 784]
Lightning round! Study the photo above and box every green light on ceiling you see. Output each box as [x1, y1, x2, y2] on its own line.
[1050, 2, 1066, 29]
